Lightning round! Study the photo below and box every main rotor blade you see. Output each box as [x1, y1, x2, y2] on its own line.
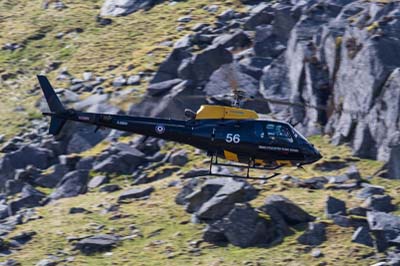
[179, 94, 364, 115]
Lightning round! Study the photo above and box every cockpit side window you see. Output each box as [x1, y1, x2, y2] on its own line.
[265, 123, 293, 143]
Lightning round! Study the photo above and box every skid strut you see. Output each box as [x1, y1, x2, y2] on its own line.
[199, 154, 281, 180]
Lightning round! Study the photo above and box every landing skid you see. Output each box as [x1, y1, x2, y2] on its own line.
[194, 155, 282, 181]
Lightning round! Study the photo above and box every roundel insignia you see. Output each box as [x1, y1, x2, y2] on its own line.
[155, 125, 165, 134]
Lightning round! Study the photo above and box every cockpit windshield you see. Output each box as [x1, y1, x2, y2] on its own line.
[265, 123, 293, 143]
[291, 126, 308, 144]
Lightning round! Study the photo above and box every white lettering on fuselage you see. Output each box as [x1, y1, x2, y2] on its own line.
[117, 121, 128, 126]
[259, 146, 299, 153]
[78, 116, 90, 121]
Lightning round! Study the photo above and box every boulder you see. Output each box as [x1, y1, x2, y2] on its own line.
[5, 180, 24, 195]
[151, 48, 191, 84]
[363, 195, 395, 213]
[182, 169, 209, 179]
[186, 178, 258, 221]
[129, 80, 205, 120]
[297, 176, 328, 189]
[243, 3, 274, 30]
[356, 184, 385, 199]
[218, 203, 278, 248]
[259, 201, 292, 238]
[75, 234, 119, 255]
[49, 170, 89, 201]
[118, 186, 154, 202]
[0, 204, 9, 220]
[169, 150, 188, 166]
[260, 195, 315, 224]
[175, 178, 203, 205]
[88, 176, 109, 189]
[112, 76, 127, 87]
[69, 207, 90, 214]
[217, 9, 236, 22]
[93, 149, 145, 175]
[35, 259, 58, 266]
[0, 259, 20, 266]
[212, 30, 251, 50]
[62, 121, 111, 154]
[352, 226, 374, 247]
[126, 75, 140, 86]
[147, 79, 183, 97]
[204, 63, 259, 98]
[348, 207, 368, 217]
[10, 230, 36, 245]
[34, 164, 69, 188]
[185, 178, 227, 213]
[0, 145, 53, 185]
[331, 214, 362, 228]
[325, 196, 346, 218]
[202, 222, 227, 244]
[9, 185, 46, 214]
[367, 211, 400, 252]
[345, 165, 362, 181]
[254, 25, 286, 58]
[297, 222, 327, 246]
[75, 157, 95, 170]
[100, 0, 160, 16]
[99, 184, 121, 193]
[178, 44, 233, 85]
[73, 94, 108, 111]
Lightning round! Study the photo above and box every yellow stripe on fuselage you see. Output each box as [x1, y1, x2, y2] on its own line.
[224, 150, 239, 162]
[276, 160, 293, 166]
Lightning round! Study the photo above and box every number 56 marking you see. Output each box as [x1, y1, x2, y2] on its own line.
[226, 133, 240, 144]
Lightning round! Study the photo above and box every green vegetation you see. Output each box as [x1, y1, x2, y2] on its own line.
[6, 135, 395, 266]
[1, 1, 399, 265]
[0, 0, 243, 138]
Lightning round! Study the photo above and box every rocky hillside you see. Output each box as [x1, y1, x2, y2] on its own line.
[1, 0, 400, 265]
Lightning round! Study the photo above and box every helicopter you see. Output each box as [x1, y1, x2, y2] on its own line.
[37, 75, 323, 180]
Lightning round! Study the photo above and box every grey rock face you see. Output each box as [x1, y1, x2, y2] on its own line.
[100, 0, 160, 17]
[49, 170, 89, 201]
[383, 142, 400, 179]
[297, 222, 327, 246]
